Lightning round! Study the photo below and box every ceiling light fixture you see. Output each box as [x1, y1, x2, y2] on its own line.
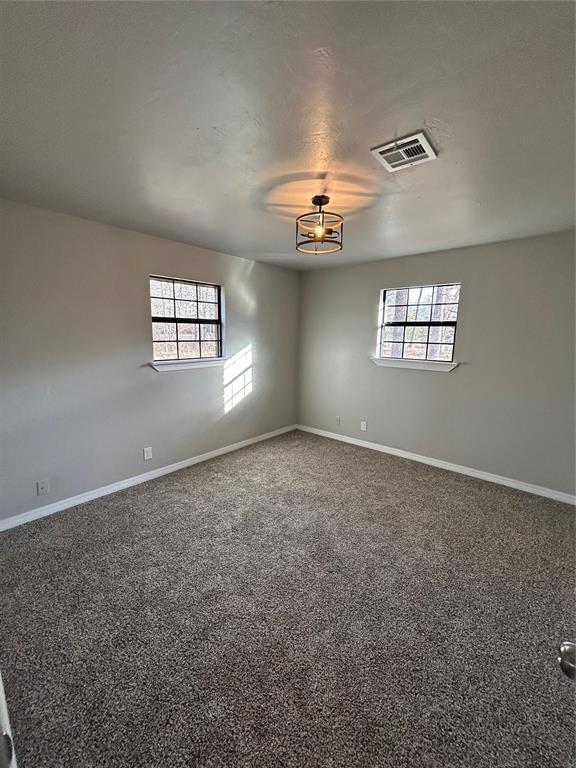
[296, 195, 343, 254]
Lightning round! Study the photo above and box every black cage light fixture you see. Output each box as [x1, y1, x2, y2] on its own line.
[296, 194, 344, 254]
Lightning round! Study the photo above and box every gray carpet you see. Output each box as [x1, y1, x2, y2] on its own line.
[1, 430, 574, 767]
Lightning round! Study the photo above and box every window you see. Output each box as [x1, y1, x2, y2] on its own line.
[377, 283, 461, 362]
[150, 276, 223, 361]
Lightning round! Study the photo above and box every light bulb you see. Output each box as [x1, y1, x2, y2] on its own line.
[314, 225, 325, 238]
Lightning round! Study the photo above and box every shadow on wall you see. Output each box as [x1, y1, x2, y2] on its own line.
[223, 345, 253, 413]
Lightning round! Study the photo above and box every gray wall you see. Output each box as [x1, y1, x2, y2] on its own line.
[1, 201, 573, 521]
[0, 200, 300, 519]
[298, 231, 575, 495]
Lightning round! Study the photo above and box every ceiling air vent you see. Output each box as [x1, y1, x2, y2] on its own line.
[370, 131, 437, 172]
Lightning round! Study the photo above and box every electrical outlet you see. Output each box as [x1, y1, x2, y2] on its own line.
[360, 420, 367, 432]
[143, 446, 153, 461]
[36, 479, 50, 496]
[336, 416, 341, 426]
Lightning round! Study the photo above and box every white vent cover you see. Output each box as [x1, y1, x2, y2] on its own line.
[370, 131, 437, 172]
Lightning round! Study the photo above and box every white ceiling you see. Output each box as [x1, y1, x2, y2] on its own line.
[1, 2, 574, 270]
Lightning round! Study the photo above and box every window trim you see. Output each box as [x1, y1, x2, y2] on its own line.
[370, 355, 459, 372]
[149, 275, 225, 363]
[376, 282, 461, 366]
[151, 357, 229, 373]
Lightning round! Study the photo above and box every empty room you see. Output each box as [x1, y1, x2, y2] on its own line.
[0, 2, 574, 766]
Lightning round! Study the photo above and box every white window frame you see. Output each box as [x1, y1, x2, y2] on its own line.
[149, 275, 228, 372]
[371, 282, 461, 372]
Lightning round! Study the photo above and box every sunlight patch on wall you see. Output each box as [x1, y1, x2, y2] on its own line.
[223, 345, 253, 413]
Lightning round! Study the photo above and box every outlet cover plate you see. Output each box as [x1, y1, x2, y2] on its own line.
[36, 479, 50, 496]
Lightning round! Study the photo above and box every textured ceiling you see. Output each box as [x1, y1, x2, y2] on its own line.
[0, 1, 574, 270]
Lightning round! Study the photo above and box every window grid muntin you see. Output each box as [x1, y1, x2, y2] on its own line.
[150, 276, 222, 361]
[379, 283, 460, 363]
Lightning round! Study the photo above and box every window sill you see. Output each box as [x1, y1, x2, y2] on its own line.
[151, 357, 228, 372]
[370, 356, 459, 372]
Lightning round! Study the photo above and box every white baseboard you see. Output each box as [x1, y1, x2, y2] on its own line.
[296, 425, 575, 506]
[3, 422, 572, 533]
[0, 425, 298, 533]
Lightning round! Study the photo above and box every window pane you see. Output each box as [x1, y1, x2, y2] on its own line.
[404, 326, 428, 343]
[408, 286, 433, 304]
[198, 285, 218, 302]
[201, 324, 220, 341]
[381, 342, 403, 358]
[404, 343, 427, 359]
[385, 288, 408, 306]
[198, 302, 219, 320]
[201, 341, 219, 358]
[427, 344, 454, 361]
[150, 278, 174, 299]
[151, 298, 174, 317]
[175, 300, 198, 319]
[439, 344, 454, 361]
[432, 303, 458, 322]
[433, 284, 460, 304]
[407, 304, 431, 322]
[179, 341, 200, 359]
[429, 325, 455, 344]
[152, 322, 176, 341]
[153, 341, 177, 360]
[177, 323, 199, 340]
[174, 281, 197, 301]
[383, 326, 403, 342]
[384, 304, 407, 323]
